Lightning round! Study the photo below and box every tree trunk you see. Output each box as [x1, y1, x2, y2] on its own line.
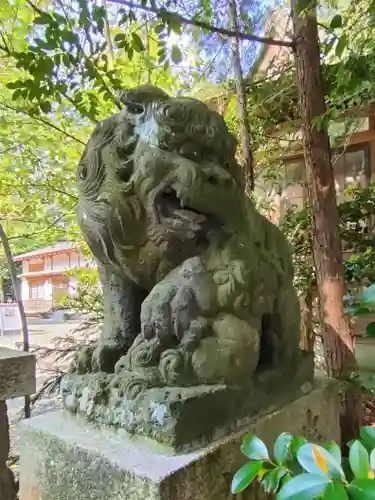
[291, 3, 362, 445]
[0, 223, 31, 419]
[228, 0, 254, 193]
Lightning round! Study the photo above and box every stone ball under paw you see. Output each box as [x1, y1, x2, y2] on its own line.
[191, 313, 260, 385]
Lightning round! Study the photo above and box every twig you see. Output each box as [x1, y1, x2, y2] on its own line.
[0, 101, 85, 145]
[6, 214, 69, 241]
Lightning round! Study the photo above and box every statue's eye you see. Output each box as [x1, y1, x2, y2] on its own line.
[125, 102, 144, 114]
[79, 164, 88, 181]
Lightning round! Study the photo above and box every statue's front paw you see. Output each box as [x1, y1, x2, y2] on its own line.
[141, 285, 196, 343]
[68, 345, 95, 374]
[91, 342, 128, 373]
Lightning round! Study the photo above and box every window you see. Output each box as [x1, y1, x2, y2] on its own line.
[30, 282, 45, 299]
[282, 144, 371, 210]
[29, 260, 44, 273]
[282, 159, 306, 212]
[332, 146, 371, 202]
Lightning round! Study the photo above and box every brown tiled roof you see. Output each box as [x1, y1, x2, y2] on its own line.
[14, 242, 78, 262]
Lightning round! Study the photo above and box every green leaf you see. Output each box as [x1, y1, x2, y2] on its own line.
[261, 468, 286, 494]
[330, 15, 342, 29]
[274, 433, 293, 465]
[131, 33, 145, 52]
[6, 80, 22, 90]
[297, 444, 344, 478]
[360, 427, 375, 451]
[362, 285, 375, 302]
[290, 436, 307, 458]
[336, 35, 348, 58]
[370, 449, 375, 472]
[61, 29, 78, 45]
[171, 45, 182, 64]
[353, 307, 373, 317]
[349, 440, 371, 479]
[366, 322, 375, 337]
[168, 14, 182, 33]
[322, 482, 348, 499]
[231, 461, 263, 494]
[324, 441, 342, 465]
[33, 13, 53, 25]
[342, 457, 354, 482]
[348, 479, 375, 499]
[114, 33, 126, 43]
[39, 101, 52, 113]
[277, 473, 330, 500]
[12, 89, 24, 100]
[241, 435, 269, 460]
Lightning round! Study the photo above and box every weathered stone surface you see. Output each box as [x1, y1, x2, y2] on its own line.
[0, 348, 36, 400]
[61, 353, 313, 451]
[0, 402, 18, 500]
[0, 348, 35, 500]
[62, 84, 313, 439]
[20, 378, 339, 500]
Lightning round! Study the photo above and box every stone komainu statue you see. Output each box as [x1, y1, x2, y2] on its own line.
[68, 84, 304, 398]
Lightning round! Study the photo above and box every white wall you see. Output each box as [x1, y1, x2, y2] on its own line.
[21, 279, 29, 301]
[44, 280, 53, 300]
[44, 256, 52, 271]
[68, 277, 78, 297]
[51, 253, 71, 272]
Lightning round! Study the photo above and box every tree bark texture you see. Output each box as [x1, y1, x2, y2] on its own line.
[291, 3, 362, 443]
[0, 223, 31, 419]
[228, 0, 255, 193]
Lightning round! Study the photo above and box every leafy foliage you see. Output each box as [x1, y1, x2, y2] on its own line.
[344, 284, 375, 338]
[232, 428, 375, 498]
[62, 267, 103, 321]
[280, 183, 375, 294]
[0, 0, 192, 281]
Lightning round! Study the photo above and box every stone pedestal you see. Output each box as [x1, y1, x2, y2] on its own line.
[0, 348, 36, 500]
[20, 378, 339, 500]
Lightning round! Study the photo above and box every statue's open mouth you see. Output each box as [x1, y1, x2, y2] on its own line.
[155, 186, 209, 234]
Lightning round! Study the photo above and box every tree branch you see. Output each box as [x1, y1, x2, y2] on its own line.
[6, 214, 69, 241]
[0, 101, 85, 145]
[107, 0, 294, 48]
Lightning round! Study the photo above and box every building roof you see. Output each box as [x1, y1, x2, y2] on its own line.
[14, 242, 79, 262]
[17, 269, 71, 279]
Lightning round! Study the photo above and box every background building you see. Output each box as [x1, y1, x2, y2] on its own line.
[14, 241, 91, 315]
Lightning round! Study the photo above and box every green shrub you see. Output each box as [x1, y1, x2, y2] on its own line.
[344, 283, 375, 338]
[232, 427, 375, 498]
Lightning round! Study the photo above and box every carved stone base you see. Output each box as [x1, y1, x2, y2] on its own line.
[20, 377, 339, 500]
[0, 401, 17, 500]
[61, 353, 314, 451]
